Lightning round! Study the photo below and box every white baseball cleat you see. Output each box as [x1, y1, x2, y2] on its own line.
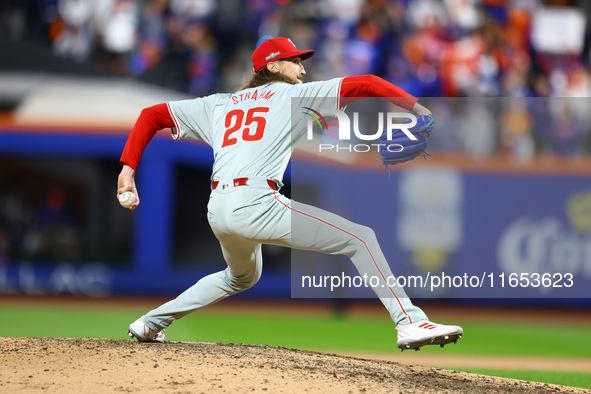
[396, 320, 462, 351]
[127, 318, 166, 343]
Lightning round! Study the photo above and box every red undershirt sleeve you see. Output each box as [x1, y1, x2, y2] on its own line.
[339, 75, 419, 111]
[120, 103, 176, 170]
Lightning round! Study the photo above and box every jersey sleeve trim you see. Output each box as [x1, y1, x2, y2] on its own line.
[166, 102, 181, 140]
[336, 77, 344, 110]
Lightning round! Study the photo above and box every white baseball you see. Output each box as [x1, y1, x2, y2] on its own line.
[119, 192, 136, 208]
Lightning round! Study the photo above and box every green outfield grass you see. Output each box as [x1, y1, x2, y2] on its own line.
[454, 369, 591, 391]
[1, 303, 590, 389]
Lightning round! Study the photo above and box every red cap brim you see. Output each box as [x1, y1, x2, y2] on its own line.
[253, 50, 314, 72]
[252, 37, 315, 72]
[297, 50, 314, 61]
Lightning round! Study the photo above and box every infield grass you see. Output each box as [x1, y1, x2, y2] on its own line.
[0, 300, 590, 389]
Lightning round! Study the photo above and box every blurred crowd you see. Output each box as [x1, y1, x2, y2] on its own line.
[424, 96, 591, 162]
[0, 183, 82, 265]
[1, 0, 591, 159]
[1, 0, 591, 268]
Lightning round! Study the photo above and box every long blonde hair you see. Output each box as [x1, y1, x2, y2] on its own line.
[236, 63, 296, 91]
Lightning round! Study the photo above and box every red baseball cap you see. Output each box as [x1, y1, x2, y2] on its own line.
[252, 37, 314, 72]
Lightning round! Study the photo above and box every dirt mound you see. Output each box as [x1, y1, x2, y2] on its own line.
[0, 337, 586, 393]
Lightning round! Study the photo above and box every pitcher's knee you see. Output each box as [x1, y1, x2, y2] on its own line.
[346, 225, 378, 255]
[361, 226, 377, 242]
[224, 269, 261, 293]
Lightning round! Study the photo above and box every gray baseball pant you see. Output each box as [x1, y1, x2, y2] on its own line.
[141, 178, 427, 331]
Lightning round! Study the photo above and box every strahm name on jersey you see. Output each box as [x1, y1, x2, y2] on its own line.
[231, 89, 276, 105]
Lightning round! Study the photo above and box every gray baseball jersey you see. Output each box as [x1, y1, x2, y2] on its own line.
[167, 79, 343, 182]
[140, 79, 427, 332]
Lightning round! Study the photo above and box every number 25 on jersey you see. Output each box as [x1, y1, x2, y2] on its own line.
[222, 107, 269, 148]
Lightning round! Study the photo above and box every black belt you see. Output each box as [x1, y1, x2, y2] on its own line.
[212, 178, 277, 191]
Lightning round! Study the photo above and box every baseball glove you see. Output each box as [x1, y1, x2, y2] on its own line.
[379, 114, 434, 167]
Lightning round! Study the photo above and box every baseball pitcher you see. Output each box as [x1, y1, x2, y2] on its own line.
[118, 37, 463, 351]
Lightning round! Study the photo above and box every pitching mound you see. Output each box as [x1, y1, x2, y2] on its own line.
[0, 337, 586, 393]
